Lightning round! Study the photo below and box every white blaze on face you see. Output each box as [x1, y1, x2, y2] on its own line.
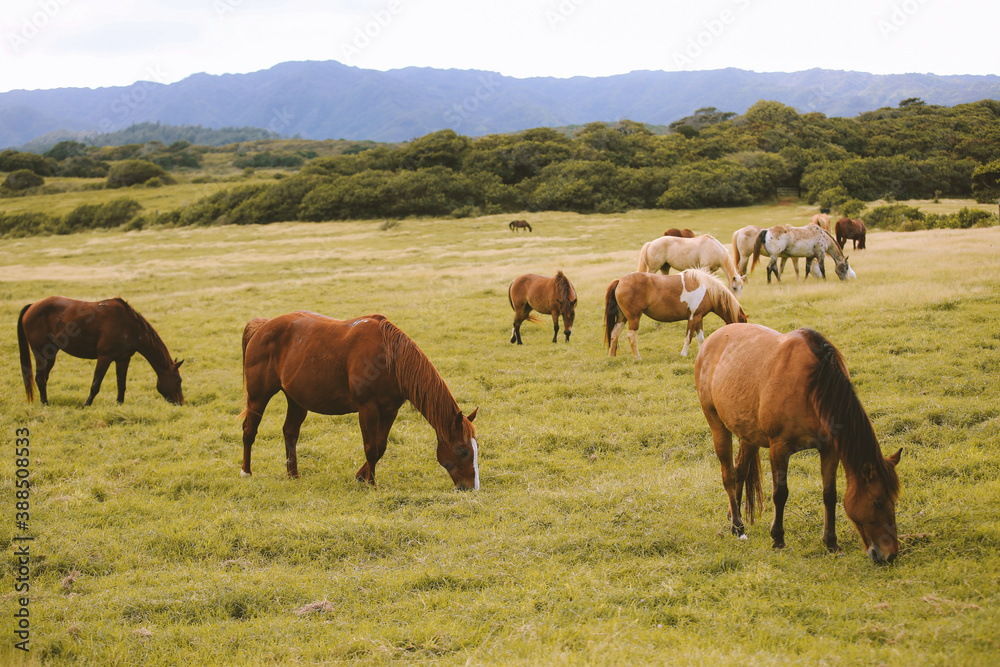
[679, 271, 707, 314]
[471, 437, 480, 490]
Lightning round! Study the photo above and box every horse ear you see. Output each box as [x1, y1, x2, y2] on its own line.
[887, 447, 902, 466]
[466, 407, 478, 422]
[174, 359, 184, 369]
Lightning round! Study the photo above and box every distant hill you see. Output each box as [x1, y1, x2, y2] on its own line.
[3, 61, 1000, 147]
[16, 122, 284, 152]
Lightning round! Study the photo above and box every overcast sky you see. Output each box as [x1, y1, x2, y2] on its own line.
[1, 0, 997, 93]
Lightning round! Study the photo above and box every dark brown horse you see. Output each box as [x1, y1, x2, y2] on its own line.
[836, 217, 867, 250]
[695, 323, 902, 563]
[509, 220, 532, 232]
[508, 271, 577, 344]
[240, 312, 480, 490]
[663, 228, 695, 238]
[17, 296, 184, 406]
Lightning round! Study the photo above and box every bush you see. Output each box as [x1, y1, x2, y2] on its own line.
[57, 156, 109, 178]
[865, 204, 924, 228]
[0, 211, 62, 237]
[0, 149, 53, 176]
[106, 160, 171, 188]
[2, 169, 45, 191]
[62, 198, 143, 231]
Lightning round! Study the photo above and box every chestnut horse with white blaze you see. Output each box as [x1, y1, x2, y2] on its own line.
[695, 323, 902, 563]
[637, 234, 744, 296]
[17, 296, 184, 406]
[240, 312, 480, 490]
[604, 268, 748, 359]
[508, 271, 577, 344]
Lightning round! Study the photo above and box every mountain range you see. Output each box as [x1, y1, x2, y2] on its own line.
[3, 60, 1000, 148]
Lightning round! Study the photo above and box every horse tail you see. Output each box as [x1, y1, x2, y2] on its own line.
[751, 229, 768, 271]
[637, 242, 650, 272]
[858, 229, 866, 250]
[604, 279, 621, 347]
[732, 233, 742, 272]
[239, 317, 269, 421]
[735, 440, 764, 525]
[17, 304, 34, 402]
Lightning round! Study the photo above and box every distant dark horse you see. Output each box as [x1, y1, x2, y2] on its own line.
[836, 217, 867, 250]
[240, 312, 479, 489]
[508, 271, 577, 344]
[18, 296, 184, 406]
[509, 220, 532, 232]
[664, 228, 695, 238]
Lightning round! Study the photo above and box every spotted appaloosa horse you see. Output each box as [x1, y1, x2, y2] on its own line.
[695, 323, 902, 563]
[508, 271, 577, 344]
[17, 296, 184, 406]
[240, 312, 480, 490]
[752, 224, 855, 283]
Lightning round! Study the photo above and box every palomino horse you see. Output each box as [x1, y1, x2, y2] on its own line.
[751, 224, 855, 283]
[809, 213, 832, 232]
[663, 228, 695, 238]
[508, 271, 577, 344]
[694, 323, 902, 563]
[604, 268, 748, 358]
[836, 217, 867, 250]
[732, 225, 810, 281]
[509, 219, 532, 232]
[637, 234, 745, 295]
[240, 312, 480, 489]
[17, 296, 184, 406]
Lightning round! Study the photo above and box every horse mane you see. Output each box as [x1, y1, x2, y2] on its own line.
[379, 317, 461, 434]
[553, 271, 574, 312]
[801, 329, 900, 499]
[111, 297, 173, 367]
[685, 268, 746, 323]
[820, 227, 846, 255]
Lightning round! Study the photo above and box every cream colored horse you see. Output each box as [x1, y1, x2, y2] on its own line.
[637, 234, 744, 295]
[751, 224, 855, 283]
[604, 268, 748, 358]
[732, 225, 814, 281]
[809, 214, 832, 232]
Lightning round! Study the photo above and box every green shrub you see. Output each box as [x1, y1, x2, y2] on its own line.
[62, 198, 143, 231]
[106, 160, 171, 188]
[865, 204, 924, 228]
[2, 169, 45, 191]
[0, 211, 62, 237]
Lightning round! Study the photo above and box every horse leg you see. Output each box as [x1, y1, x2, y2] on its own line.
[282, 398, 308, 479]
[792, 258, 800, 280]
[708, 416, 744, 536]
[626, 326, 641, 360]
[820, 448, 842, 553]
[356, 403, 397, 486]
[779, 257, 787, 280]
[84, 356, 114, 406]
[551, 311, 560, 343]
[114, 356, 131, 404]
[609, 321, 624, 356]
[681, 314, 703, 357]
[33, 348, 56, 405]
[241, 391, 276, 478]
[817, 255, 827, 279]
[510, 314, 523, 345]
[768, 447, 791, 549]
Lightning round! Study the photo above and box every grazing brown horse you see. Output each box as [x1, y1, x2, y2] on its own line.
[663, 228, 696, 238]
[604, 268, 748, 358]
[694, 323, 902, 563]
[240, 312, 480, 489]
[17, 296, 184, 406]
[836, 217, 867, 250]
[508, 271, 577, 344]
[509, 219, 532, 232]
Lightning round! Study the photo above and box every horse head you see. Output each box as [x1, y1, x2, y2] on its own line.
[438, 407, 480, 490]
[843, 448, 902, 564]
[156, 358, 184, 405]
[730, 273, 744, 296]
[835, 256, 854, 281]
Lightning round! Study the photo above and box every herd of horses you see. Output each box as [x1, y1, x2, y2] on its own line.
[14, 211, 900, 564]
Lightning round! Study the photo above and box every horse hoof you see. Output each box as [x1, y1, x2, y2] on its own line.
[772, 541, 786, 549]
[240, 469, 252, 478]
[738, 534, 749, 541]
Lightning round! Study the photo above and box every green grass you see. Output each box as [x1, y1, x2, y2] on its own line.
[1, 204, 999, 664]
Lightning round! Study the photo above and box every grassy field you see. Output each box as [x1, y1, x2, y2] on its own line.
[1, 203, 999, 664]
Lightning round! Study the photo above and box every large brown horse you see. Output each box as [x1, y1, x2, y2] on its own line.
[604, 268, 748, 359]
[836, 217, 867, 250]
[240, 312, 480, 489]
[508, 271, 577, 344]
[663, 228, 695, 238]
[509, 219, 532, 232]
[17, 296, 184, 406]
[695, 323, 902, 563]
